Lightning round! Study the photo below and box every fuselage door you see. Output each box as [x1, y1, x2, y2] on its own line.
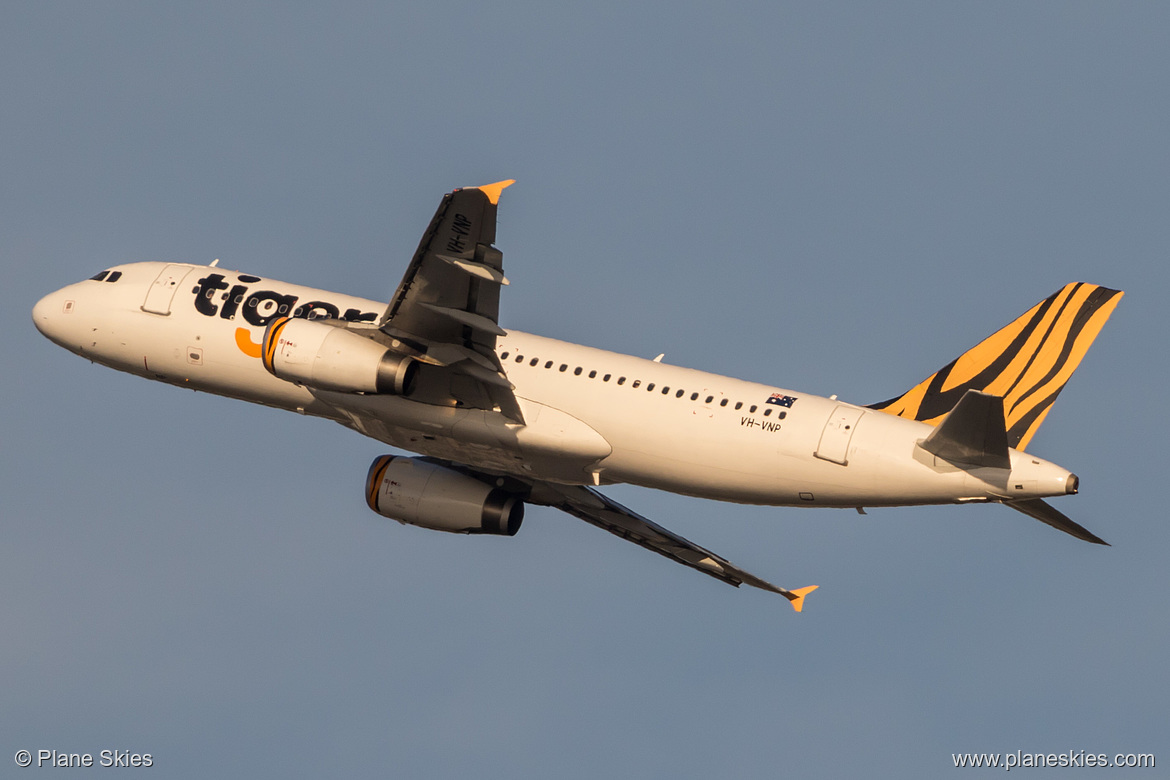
[142, 264, 192, 315]
[815, 405, 865, 465]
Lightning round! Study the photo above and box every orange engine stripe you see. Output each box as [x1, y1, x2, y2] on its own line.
[261, 317, 291, 372]
[366, 456, 393, 512]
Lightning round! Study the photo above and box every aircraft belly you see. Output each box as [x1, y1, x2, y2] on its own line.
[328, 394, 611, 483]
[505, 398, 612, 462]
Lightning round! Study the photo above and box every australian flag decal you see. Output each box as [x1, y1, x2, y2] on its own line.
[766, 393, 797, 408]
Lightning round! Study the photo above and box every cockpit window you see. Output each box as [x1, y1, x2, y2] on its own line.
[105, 270, 122, 283]
[89, 271, 110, 282]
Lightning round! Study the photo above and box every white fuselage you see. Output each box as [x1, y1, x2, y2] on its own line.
[33, 262, 1076, 509]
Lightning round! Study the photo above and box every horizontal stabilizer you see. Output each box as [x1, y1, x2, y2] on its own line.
[1006, 498, 1108, 545]
[919, 390, 1011, 469]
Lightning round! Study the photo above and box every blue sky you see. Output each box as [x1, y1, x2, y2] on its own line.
[3, 3, 1167, 777]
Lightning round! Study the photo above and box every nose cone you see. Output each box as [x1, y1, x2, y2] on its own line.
[32, 289, 75, 347]
[32, 291, 56, 335]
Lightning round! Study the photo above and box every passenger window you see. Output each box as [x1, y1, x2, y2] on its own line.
[545, 361, 553, 369]
[559, 364, 568, 372]
[603, 374, 611, 382]
[720, 399, 728, 407]
[763, 408, 772, 416]
[501, 352, 510, 360]
[676, 389, 685, 398]
[588, 370, 597, 379]
[704, 395, 713, 403]
[647, 383, 655, 391]
[779, 411, 787, 419]
[573, 367, 582, 375]
[530, 358, 539, 366]
[734, 402, 743, 410]
[516, 355, 524, 363]
[618, 377, 627, 385]
[749, 405, 758, 413]
[632, 380, 641, 388]
[661, 386, 670, 394]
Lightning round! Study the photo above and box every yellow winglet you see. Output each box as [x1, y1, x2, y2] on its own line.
[474, 179, 516, 205]
[786, 585, 819, 613]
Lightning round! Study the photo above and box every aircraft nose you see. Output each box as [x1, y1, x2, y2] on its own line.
[31, 289, 75, 345]
[32, 291, 56, 335]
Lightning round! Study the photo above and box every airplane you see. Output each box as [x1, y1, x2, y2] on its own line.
[32, 181, 1123, 611]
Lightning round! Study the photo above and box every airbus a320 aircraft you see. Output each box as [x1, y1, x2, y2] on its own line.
[33, 181, 1123, 611]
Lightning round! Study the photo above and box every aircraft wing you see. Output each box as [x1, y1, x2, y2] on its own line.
[379, 181, 523, 421]
[528, 482, 817, 610]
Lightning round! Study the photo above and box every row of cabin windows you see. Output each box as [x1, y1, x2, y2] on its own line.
[499, 350, 787, 419]
[192, 288, 331, 319]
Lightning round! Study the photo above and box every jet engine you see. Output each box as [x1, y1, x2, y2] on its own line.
[261, 316, 416, 394]
[365, 455, 524, 536]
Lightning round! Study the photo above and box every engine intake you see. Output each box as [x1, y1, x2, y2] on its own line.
[262, 316, 416, 394]
[365, 455, 524, 536]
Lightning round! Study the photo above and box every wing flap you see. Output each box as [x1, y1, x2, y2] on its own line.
[436, 254, 510, 285]
[418, 301, 508, 337]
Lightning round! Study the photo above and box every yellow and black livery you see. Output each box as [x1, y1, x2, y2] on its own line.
[869, 282, 1123, 450]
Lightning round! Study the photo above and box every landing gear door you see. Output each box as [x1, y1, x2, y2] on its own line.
[142, 264, 192, 315]
[815, 405, 865, 465]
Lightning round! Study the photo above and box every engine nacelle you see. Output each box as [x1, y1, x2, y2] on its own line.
[262, 316, 416, 394]
[365, 455, 524, 536]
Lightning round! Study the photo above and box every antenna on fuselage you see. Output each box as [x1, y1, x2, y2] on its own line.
[210, 258, 220, 267]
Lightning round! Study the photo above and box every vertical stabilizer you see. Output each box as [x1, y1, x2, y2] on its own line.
[869, 283, 1123, 450]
